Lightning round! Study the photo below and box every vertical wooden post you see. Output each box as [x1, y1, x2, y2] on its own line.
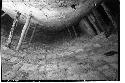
[87, 14, 100, 34]
[92, 9, 104, 32]
[67, 27, 72, 38]
[72, 26, 77, 38]
[82, 18, 96, 36]
[23, 20, 31, 42]
[6, 12, 21, 48]
[29, 24, 37, 44]
[16, 14, 32, 50]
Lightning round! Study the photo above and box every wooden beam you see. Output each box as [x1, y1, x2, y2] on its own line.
[29, 24, 37, 44]
[92, 9, 104, 32]
[87, 13, 100, 34]
[16, 14, 32, 50]
[6, 12, 21, 48]
[23, 20, 31, 42]
[72, 26, 77, 38]
[82, 18, 96, 36]
[1, 13, 6, 17]
[67, 27, 72, 38]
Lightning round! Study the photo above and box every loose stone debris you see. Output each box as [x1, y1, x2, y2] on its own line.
[1, 33, 118, 81]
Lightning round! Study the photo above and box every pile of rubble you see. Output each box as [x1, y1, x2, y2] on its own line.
[1, 33, 118, 81]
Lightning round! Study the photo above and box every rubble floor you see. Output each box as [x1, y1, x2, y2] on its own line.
[1, 32, 119, 81]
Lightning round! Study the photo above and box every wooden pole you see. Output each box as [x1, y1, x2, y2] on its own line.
[67, 27, 72, 38]
[72, 26, 77, 38]
[16, 14, 32, 50]
[29, 24, 37, 44]
[87, 13, 100, 34]
[6, 12, 21, 48]
[23, 20, 31, 42]
[82, 18, 96, 36]
[1, 13, 6, 17]
[92, 9, 104, 32]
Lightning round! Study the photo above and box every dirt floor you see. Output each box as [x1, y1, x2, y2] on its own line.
[1, 30, 119, 81]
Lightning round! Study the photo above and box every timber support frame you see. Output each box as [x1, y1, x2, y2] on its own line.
[16, 13, 32, 51]
[6, 12, 21, 48]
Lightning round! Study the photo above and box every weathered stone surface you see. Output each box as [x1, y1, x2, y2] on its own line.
[1, 53, 12, 60]
[83, 43, 93, 50]
[38, 60, 46, 65]
[74, 64, 93, 74]
[93, 43, 101, 48]
[102, 54, 118, 63]
[39, 65, 45, 72]
[22, 55, 40, 64]
[67, 63, 78, 75]
[28, 71, 40, 80]
[89, 55, 103, 62]
[58, 61, 70, 69]
[47, 70, 59, 80]
[79, 73, 89, 80]
[46, 64, 58, 71]
[80, 71, 106, 80]
[75, 51, 88, 59]
[74, 48, 84, 53]
[1, 45, 9, 50]
[67, 74, 80, 80]
[62, 51, 73, 56]
[91, 59, 107, 68]
[38, 71, 47, 80]
[46, 53, 57, 59]
[97, 65, 109, 71]
[1, 45, 16, 56]
[102, 69, 118, 80]
[13, 71, 29, 81]
[110, 63, 118, 70]
[47, 69, 67, 80]
[20, 63, 38, 71]
[36, 54, 45, 60]
[2, 71, 16, 80]
[9, 57, 18, 62]
[86, 71, 101, 80]
[15, 52, 27, 57]
[1, 31, 118, 80]
[68, 46, 78, 52]
[12, 62, 23, 71]
[9, 57, 21, 64]
[2, 62, 14, 74]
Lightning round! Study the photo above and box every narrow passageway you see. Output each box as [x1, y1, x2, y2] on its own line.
[1, 0, 119, 81]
